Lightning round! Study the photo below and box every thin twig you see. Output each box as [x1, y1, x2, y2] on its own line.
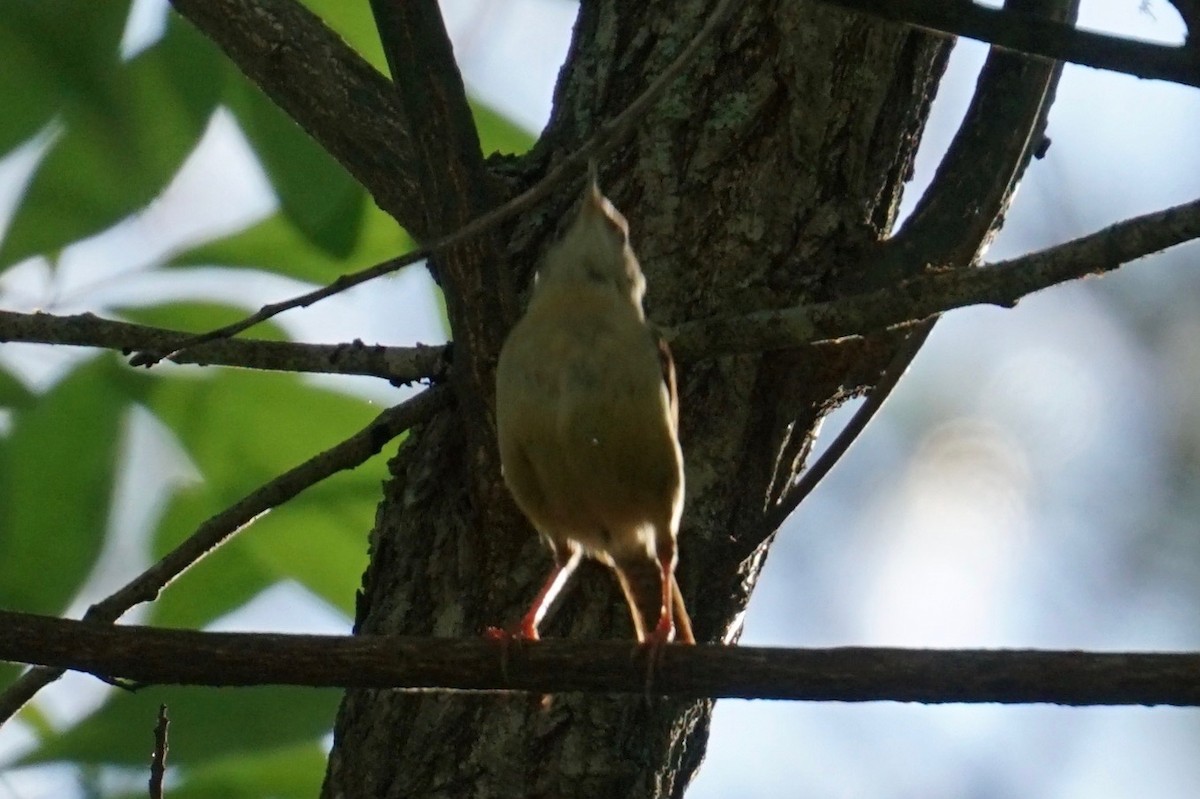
[815, 0, 1200, 88]
[668, 196, 1200, 361]
[4, 609, 1200, 705]
[0, 310, 446, 384]
[0, 386, 448, 725]
[771, 0, 1073, 532]
[149, 704, 169, 799]
[28, 191, 1200, 393]
[130, 0, 738, 368]
[764, 323, 934, 531]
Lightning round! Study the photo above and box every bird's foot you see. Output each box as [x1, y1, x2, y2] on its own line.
[638, 615, 678, 700]
[484, 620, 539, 686]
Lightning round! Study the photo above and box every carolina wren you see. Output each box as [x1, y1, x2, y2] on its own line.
[495, 166, 693, 645]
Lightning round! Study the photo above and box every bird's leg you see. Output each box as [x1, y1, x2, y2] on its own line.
[645, 536, 690, 644]
[486, 547, 582, 642]
[515, 547, 583, 639]
[641, 540, 697, 697]
[486, 548, 581, 689]
[645, 557, 675, 644]
[670, 574, 695, 644]
[639, 561, 673, 701]
[483, 547, 581, 704]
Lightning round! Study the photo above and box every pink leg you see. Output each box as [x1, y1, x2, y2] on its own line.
[646, 537, 690, 644]
[486, 547, 582, 641]
[645, 558, 675, 644]
[486, 548, 582, 690]
[514, 548, 582, 639]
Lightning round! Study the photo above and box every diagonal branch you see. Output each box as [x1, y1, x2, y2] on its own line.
[816, 0, 1200, 88]
[670, 196, 1200, 360]
[131, 0, 739, 369]
[881, 0, 1076, 281]
[362, 0, 511, 497]
[0, 310, 446, 384]
[3, 609, 1200, 706]
[773, 0, 1078, 535]
[0, 386, 449, 724]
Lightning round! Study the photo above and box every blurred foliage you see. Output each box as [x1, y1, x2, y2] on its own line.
[0, 1, 536, 795]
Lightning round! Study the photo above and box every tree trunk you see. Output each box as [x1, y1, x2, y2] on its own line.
[322, 2, 951, 796]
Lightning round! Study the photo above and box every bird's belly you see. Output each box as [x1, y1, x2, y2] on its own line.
[526, 412, 675, 556]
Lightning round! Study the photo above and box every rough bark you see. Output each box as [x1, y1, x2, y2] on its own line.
[322, 2, 949, 797]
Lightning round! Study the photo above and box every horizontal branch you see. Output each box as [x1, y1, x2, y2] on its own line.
[816, 0, 1200, 88]
[2, 610, 1199, 705]
[0, 310, 444, 385]
[10, 198, 1200, 379]
[670, 196, 1200, 360]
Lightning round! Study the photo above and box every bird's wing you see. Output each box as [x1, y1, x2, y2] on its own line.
[653, 327, 679, 433]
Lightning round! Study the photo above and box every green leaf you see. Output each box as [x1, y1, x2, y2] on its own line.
[0, 0, 130, 154]
[237, 467, 387, 612]
[471, 99, 537, 156]
[224, 78, 367, 258]
[0, 366, 35, 412]
[20, 686, 340, 768]
[302, 0, 387, 72]
[0, 16, 224, 266]
[141, 370, 387, 626]
[169, 203, 412, 284]
[0, 355, 145, 615]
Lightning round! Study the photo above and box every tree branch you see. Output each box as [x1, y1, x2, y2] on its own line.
[131, 0, 739, 369]
[816, 0, 1200, 88]
[2, 609, 1199, 706]
[0, 387, 449, 724]
[0, 310, 445, 384]
[361, 0, 511, 509]
[21, 195, 1200, 389]
[149, 704, 169, 799]
[670, 196, 1200, 360]
[881, 0, 1075, 282]
[772, 0, 1076, 535]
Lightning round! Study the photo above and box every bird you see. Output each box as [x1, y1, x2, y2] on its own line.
[494, 165, 694, 646]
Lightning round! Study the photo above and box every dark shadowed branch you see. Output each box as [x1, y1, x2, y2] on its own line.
[149, 704, 169, 799]
[815, 0, 1200, 88]
[166, 0, 422, 228]
[3, 609, 1200, 706]
[19, 195, 1200, 387]
[29, 194, 1200, 389]
[769, 0, 1077, 534]
[670, 196, 1200, 361]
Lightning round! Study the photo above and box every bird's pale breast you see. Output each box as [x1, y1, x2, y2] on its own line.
[496, 288, 681, 558]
